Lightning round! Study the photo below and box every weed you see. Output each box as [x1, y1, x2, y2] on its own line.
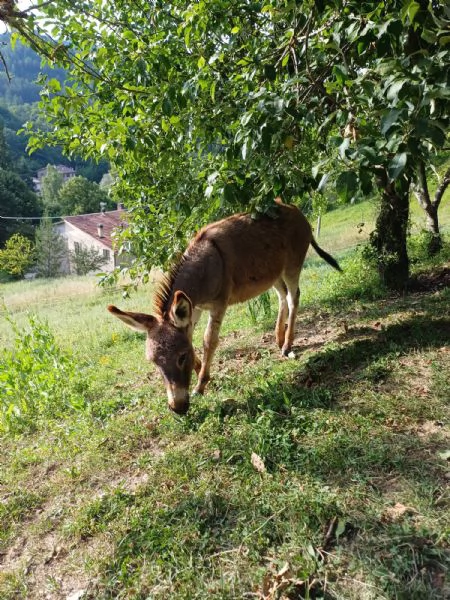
[0, 314, 89, 434]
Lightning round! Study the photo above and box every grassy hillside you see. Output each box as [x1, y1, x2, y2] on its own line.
[315, 186, 450, 255]
[0, 209, 449, 599]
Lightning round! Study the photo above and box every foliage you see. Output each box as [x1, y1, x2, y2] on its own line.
[58, 175, 114, 215]
[34, 217, 67, 277]
[301, 246, 386, 307]
[2, 0, 445, 287]
[0, 167, 42, 245]
[0, 314, 86, 434]
[0, 33, 109, 184]
[69, 243, 108, 275]
[0, 122, 12, 169]
[0, 233, 34, 277]
[39, 164, 64, 215]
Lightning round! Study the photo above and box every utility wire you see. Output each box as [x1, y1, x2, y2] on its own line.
[0, 215, 63, 220]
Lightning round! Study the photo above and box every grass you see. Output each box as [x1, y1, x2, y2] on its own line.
[0, 197, 449, 599]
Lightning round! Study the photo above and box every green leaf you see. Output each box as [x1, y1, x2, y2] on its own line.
[335, 518, 347, 539]
[264, 64, 277, 81]
[380, 109, 402, 135]
[401, 0, 421, 24]
[388, 152, 408, 181]
[261, 127, 272, 154]
[336, 171, 358, 200]
[210, 80, 216, 102]
[386, 79, 407, 101]
[162, 97, 172, 116]
[223, 183, 236, 204]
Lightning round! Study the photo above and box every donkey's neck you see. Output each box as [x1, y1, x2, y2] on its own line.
[154, 246, 222, 317]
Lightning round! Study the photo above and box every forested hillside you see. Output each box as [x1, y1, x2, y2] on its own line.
[0, 33, 108, 186]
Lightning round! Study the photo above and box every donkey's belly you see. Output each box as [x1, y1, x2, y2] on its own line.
[228, 275, 278, 305]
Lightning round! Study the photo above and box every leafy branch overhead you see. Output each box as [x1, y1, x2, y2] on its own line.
[1, 1, 449, 276]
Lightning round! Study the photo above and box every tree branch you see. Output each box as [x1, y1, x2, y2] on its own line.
[413, 159, 432, 211]
[433, 166, 450, 211]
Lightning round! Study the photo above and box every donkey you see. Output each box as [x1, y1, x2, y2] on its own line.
[108, 199, 341, 415]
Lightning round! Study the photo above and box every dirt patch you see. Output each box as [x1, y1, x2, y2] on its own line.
[1, 440, 163, 600]
[409, 265, 450, 293]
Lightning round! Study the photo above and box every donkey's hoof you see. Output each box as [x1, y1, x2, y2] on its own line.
[281, 347, 296, 359]
[192, 388, 205, 396]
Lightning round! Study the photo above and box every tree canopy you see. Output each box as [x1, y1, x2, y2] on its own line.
[0, 167, 42, 245]
[58, 175, 115, 215]
[2, 1, 449, 284]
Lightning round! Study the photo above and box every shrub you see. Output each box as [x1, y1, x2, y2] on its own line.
[302, 246, 385, 307]
[0, 314, 87, 434]
[0, 233, 35, 278]
[70, 244, 109, 275]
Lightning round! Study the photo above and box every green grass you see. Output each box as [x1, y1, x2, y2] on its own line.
[0, 204, 449, 598]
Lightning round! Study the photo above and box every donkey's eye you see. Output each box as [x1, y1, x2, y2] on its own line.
[177, 352, 188, 368]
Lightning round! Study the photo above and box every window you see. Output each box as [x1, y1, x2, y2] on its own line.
[103, 249, 110, 260]
[73, 242, 80, 252]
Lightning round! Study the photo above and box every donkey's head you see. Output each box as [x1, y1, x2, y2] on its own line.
[108, 291, 195, 415]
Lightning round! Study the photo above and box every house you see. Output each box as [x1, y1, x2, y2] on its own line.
[55, 208, 127, 274]
[33, 164, 76, 193]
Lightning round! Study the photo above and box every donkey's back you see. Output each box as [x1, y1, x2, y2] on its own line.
[187, 203, 312, 306]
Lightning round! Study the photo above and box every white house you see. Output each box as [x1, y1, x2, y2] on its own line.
[33, 164, 76, 193]
[55, 209, 127, 274]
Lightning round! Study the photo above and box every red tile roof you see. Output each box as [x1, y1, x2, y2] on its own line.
[63, 210, 126, 249]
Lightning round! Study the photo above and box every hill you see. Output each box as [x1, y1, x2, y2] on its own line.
[0, 33, 107, 185]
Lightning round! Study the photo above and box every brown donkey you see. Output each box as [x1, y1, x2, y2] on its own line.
[108, 200, 341, 414]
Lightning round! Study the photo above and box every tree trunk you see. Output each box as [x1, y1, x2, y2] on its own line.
[371, 172, 410, 290]
[413, 160, 445, 256]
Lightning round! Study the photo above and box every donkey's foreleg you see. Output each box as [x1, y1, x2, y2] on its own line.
[273, 280, 288, 349]
[194, 308, 225, 395]
[281, 276, 300, 356]
[192, 307, 203, 376]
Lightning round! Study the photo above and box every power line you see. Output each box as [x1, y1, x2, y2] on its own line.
[0, 215, 63, 220]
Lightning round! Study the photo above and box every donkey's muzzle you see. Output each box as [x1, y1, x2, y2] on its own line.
[169, 399, 190, 415]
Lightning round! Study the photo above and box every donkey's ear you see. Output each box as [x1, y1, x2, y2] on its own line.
[169, 291, 193, 329]
[107, 305, 157, 333]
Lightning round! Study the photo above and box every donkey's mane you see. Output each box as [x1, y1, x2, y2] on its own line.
[153, 253, 189, 318]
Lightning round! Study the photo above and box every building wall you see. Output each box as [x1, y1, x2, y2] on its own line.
[55, 222, 116, 274]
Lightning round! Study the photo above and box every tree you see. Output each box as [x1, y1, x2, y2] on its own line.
[40, 164, 64, 215]
[413, 163, 450, 255]
[34, 217, 67, 277]
[0, 122, 12, 170]
[3, 1, 449, 288]
[58, 176, 114, 215]
[0, 233, 34, 277]
[69, 244, 108, 275]
[0, 168, 42, 245]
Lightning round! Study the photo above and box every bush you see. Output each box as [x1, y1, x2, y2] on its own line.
[70, 244, 108, 275]
[0, 233, 35, 278]
[408, 231, 450, 268]
[302, 246, 385, 307]
[0, 314, 87, 434]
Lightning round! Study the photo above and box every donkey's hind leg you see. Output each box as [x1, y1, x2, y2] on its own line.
[273, 279, 288, 350]
[281, 272, 300, 356]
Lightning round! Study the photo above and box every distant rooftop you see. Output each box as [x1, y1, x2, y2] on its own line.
[63, 210, 126, 249]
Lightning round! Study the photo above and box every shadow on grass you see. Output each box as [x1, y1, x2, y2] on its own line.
[197, 314, 450, 488]
[90, 313, 450, 600]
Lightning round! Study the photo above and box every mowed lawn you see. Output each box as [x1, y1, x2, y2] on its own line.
[0, 196, 449, 599]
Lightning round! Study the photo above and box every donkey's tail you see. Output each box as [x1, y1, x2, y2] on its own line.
[310, 238, 342, 272]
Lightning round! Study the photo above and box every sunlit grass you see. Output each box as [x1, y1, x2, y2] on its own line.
[0, 197, 449, 599]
